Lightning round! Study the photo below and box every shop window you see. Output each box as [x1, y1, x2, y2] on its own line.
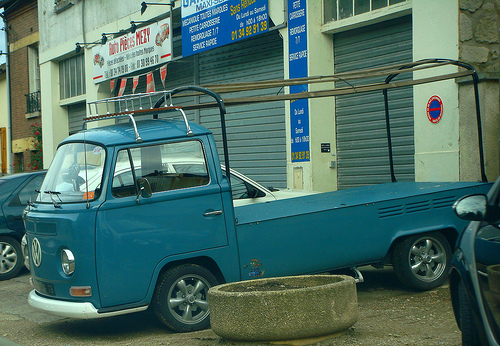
[324, 0, 407, 22]
[59, 54, 85, 100]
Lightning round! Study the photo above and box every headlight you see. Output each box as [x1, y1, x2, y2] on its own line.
[61, 249, 76, 275]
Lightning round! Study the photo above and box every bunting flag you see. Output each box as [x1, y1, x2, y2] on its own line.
[110, 78, 117, 92]
[118, 78, 127, 97]
[160, 65, 167, 88]
[132, 76, 139, 94]
[146, 72, 155, 93]
[108, 64, 169, 95]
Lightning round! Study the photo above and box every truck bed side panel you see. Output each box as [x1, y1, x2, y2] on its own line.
[235, 182, 492, 279]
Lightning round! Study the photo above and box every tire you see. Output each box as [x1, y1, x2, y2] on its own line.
[458, 280, 481, 346]
[152, 264, 218, 332]
[0, 236, 23, 281]
[393, 232, 451, 290]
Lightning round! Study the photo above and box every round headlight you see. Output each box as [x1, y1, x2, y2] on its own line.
[61, 249, 75, 275]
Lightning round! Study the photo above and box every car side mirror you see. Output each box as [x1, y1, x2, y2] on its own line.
[453, 194, 488, 221]
[136, 178, 152, 203]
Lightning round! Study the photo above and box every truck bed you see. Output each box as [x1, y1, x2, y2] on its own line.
[234, 181, 491, 280]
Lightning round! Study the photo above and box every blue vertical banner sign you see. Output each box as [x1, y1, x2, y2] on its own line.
[288, 0, 309, 162]
[181, 0, 269, 57]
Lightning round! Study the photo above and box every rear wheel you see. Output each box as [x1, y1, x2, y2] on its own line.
[0, 236, 23, 281]
[152, 264, 218, 332]
[393, 232, 451, 290]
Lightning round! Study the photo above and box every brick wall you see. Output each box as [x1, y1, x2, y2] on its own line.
[4, 0, 40, 171]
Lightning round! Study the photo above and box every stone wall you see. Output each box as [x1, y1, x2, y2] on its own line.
[459, 0, 500, 181]
[460, 0, 499, 73]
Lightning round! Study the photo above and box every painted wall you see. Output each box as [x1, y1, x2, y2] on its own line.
[413, 0, 461, 182]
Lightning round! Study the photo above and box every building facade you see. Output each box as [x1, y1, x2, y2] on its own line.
[0, 0, 41, 174]
[37, 0, 499, 191]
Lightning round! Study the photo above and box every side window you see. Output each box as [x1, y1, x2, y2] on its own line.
[111, 149, 137, 198]
[112, 140, 209, 198]
[9, 175, 44, 207]
[230, 175, 249, 200]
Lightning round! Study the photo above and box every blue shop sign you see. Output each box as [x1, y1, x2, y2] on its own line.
[288, 0, 309, 162]
[181, 0, 269, 57]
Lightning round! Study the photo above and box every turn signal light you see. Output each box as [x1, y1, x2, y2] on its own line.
[70, 286, 92, 297]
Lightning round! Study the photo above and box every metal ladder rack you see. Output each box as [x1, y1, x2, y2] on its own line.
[85, 90, 195, 141]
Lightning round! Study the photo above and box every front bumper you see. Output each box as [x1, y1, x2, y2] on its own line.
[28, 290, 148, 319]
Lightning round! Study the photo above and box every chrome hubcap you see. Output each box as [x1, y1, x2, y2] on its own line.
[410, 238, 446, 282]
[168, 275, 210, 324]
[0, 242, 17, 274]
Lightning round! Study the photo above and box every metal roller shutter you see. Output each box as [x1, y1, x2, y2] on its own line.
[68, 102, 87, 134]
[334, 15, 414, 189]
[199, 30, 286, 188]
[107, 29, 285, 188]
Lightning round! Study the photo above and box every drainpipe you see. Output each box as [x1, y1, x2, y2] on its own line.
[0, 12, 12, 174]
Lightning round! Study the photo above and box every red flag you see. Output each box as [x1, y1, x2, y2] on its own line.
[146, 72, 155, 93]
[118, 78, 127, 96]
[160, 65, 167, 88]
[110, 78, 117, 92]
[132, 76, 139, 94]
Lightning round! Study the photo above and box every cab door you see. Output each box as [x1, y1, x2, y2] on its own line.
[95, 139, 228, 308]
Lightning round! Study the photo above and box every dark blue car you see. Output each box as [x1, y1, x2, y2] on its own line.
[451, 175, 500, 345]
[0, 171, 45, 280]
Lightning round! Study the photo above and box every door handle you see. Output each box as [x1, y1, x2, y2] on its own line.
[203, 210, 223, 217]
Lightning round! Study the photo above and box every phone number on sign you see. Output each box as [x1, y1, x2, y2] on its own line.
[103, 55, 159, 79]
[231, 15, 268, 41]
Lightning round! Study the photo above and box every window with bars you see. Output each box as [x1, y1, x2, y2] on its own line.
[324, 0, 407, 22]
[59, 54, 85, 100]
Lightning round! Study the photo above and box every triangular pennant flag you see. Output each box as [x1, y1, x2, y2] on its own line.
[146, 72, 155, 93]
[118, 78, 127, 97]
[132, 76, 139, 94]
[110, 78, 117, 92]
[160, 65, 167, 89]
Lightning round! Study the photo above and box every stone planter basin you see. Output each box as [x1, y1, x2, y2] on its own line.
[208, 274, 358, 342]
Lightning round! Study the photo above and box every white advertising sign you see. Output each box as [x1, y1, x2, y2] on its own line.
[92, 18, 172, 84]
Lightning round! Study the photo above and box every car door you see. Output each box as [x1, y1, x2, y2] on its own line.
[95, 139, 228, 308]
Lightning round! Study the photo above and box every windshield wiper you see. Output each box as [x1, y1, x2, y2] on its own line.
[44, 190, 62, 208]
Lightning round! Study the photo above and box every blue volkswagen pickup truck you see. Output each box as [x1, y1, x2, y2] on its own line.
[23, 61, 493, 333]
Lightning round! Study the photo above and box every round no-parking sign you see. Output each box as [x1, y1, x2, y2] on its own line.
[426, 95, 443, 124]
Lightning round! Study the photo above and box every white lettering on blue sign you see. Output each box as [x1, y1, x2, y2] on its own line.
[182, 0, 228, 17]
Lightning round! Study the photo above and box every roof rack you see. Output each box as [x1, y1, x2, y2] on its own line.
[86, 86, 231, 182]
[85, 90, 195, 140]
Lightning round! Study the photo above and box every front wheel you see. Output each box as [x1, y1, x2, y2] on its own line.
[0, 236, 23, 281]
[458, 280, 481, 345]
[152, 264, 218, 332]
[393, 232, 451, 290]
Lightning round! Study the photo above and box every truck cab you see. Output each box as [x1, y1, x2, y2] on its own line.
[25, 114, 238, 332]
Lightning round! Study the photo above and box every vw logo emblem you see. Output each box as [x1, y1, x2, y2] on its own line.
[32, 238, 42, 267]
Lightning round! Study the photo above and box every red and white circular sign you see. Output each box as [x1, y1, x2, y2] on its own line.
[426, 95, 443, 124]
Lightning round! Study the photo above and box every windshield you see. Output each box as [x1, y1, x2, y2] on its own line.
[37, 143, 106, 204]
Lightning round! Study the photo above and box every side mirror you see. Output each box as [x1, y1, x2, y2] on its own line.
[136, 178, 152, 202]
[453, 194, 488, 221]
